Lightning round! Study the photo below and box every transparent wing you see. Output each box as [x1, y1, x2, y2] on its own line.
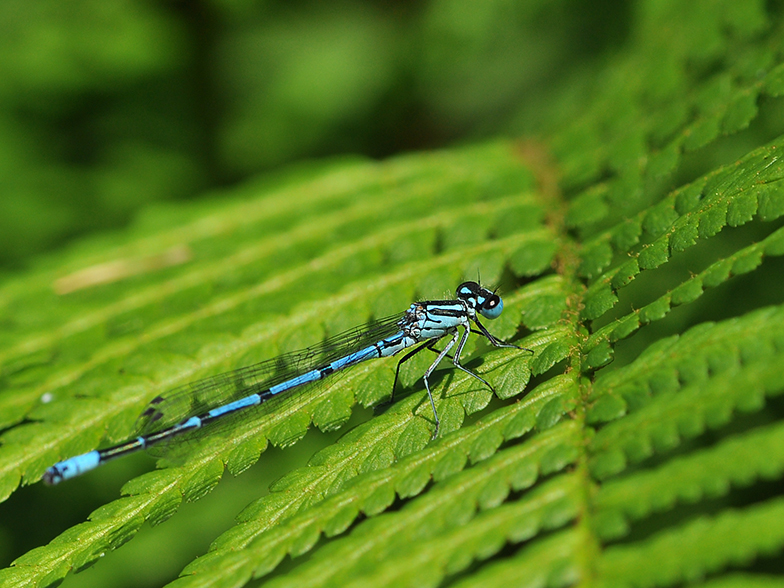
[135, 313, 407, 435]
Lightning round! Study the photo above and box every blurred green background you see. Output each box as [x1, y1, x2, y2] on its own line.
[0, 0, 625, 270]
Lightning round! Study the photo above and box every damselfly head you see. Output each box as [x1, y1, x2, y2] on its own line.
[457, 281, 504, 320]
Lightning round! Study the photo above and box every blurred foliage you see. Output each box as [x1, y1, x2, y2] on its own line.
[0, 0, 623, 268]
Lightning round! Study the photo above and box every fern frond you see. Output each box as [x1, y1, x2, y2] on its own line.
[171, 380, 578, 587]
[2, 3, 784, 588]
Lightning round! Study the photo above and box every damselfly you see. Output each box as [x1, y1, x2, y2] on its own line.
[44, 281, 529, 484]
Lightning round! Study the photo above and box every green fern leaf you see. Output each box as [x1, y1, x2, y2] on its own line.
[2, 3, 784, 588]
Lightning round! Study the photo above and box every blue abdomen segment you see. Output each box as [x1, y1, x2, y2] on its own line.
[329, 345, 380, 370]
[269, 369, 322, 395]
[207, 394, 262, 418]
[44, 450, 101, 485]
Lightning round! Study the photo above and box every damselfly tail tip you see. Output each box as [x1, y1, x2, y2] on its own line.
[42, 467, 61, 486]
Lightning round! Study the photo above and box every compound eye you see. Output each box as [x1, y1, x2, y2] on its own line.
[479, 294, 503, 319]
